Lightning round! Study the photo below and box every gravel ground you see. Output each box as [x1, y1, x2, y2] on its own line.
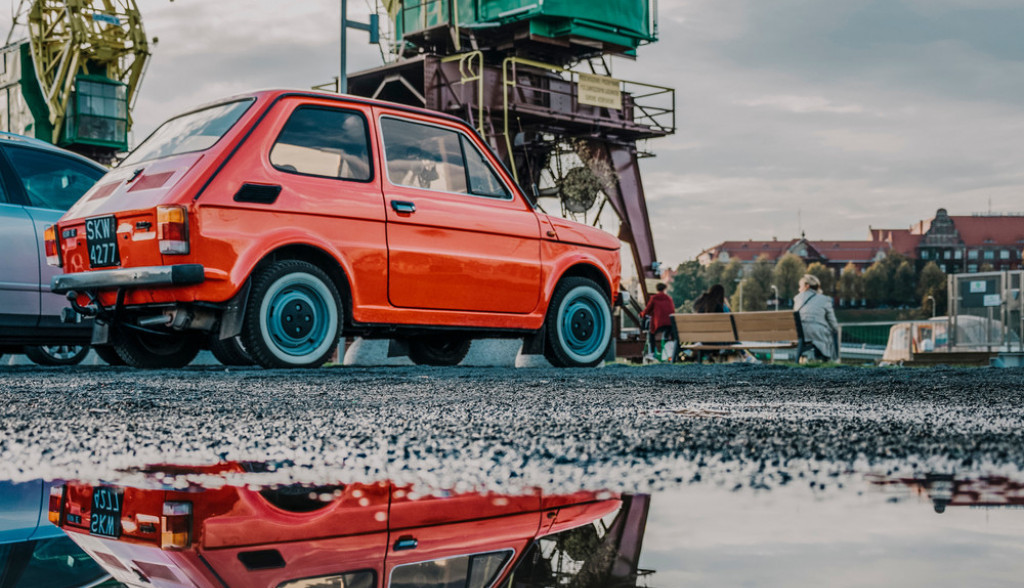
[1, 363, 1023, 493]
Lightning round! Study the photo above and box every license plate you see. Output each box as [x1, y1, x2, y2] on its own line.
[85, 215, 120, 268]
[90, 486, 123, 538]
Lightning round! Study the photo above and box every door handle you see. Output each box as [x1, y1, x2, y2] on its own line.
[391, 200, 416, 214]
[393, 535, 418, 551]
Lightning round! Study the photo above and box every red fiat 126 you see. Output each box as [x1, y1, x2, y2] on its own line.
[47, 90, 620, 368]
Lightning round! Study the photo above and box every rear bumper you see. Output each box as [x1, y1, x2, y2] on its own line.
[51, 264, 206, 294]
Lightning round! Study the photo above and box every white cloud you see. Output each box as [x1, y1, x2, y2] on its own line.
[736, 94, 866, 115]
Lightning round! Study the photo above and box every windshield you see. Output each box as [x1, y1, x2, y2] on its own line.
[122, 98, 254, 166]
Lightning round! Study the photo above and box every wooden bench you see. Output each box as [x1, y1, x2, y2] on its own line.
[672, 311, 802, 360]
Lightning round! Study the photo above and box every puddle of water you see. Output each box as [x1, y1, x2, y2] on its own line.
[6, 463, 1021, 587]
[642, 479, 1024, 587]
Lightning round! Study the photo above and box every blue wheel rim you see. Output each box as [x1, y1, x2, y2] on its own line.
[558, 290, 608, 359]
[266, 283, 331, 357]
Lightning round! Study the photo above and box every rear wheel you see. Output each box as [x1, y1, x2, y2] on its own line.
[92, 344, 126, 366]
[241, 260, 342, 369]
[408, 334, 471, 366]
[24, 344, 89, 366]
[113, 329, 202, 369]
[543, 277, 612, 367]
[208, 334, 254, 366]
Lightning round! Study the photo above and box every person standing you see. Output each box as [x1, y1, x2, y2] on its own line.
[794, 274, 840, 361]
[641, 283, 677, 361]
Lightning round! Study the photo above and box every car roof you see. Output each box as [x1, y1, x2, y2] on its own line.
[192, 88, 472, 127]
[0, 132, 107, 171]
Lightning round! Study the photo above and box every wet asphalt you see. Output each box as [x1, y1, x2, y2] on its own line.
[1, 363, 1023, 492]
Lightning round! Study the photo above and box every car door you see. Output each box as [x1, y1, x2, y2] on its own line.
[384, 490, 541, 587]
[377, 113, 542, 314]
[0, 157, 41, 328]
[0, 145, 106, 319]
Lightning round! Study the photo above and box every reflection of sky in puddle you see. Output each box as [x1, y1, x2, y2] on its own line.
[642, 478, 1024, 587]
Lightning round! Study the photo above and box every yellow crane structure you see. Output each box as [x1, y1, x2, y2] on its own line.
[3, 0, 149, 161]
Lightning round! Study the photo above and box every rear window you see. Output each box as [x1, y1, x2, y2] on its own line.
[122, 98, 254, 166]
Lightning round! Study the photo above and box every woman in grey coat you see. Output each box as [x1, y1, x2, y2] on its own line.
[794, 274, 840, 360]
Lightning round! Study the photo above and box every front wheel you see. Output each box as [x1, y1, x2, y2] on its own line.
[113, 329, 202, 369]
[408, 334, 471, 366]
[543, 277, 612, 368]
[93, 344, 126, 366]
[208, 334, 254, 366]
[24, 344, 90, 366]
[241, 260, 342, 369]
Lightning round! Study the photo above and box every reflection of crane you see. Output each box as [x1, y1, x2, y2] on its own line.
[348, 0, 674, 304]
[2, 0, 149, 162]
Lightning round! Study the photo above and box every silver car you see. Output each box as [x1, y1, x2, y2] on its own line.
[0, 133, 107, 365]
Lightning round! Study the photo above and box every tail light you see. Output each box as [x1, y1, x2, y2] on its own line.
[44, 225, 62, 267]
[157, 205, 189, 255]
[48, 485, 64, 524]
[161, 501, 192, 549]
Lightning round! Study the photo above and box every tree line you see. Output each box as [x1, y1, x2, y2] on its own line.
[669, 253, 951, 315]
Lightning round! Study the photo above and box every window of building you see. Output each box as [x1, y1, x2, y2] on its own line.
[943, 250, 951, 260]
[954, 249, 963, 259]
[1000, 250, 1010, 260]
[984, 250, 995, 260]
[968, 264, 978, 273]
[941, 264, 947, 272]
[921, 250, 930, 260]
[968, 249, 979, 260]
[270, 106, 371, 181]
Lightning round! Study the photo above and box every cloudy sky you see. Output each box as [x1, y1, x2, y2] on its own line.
[8, 0, 1023, 264]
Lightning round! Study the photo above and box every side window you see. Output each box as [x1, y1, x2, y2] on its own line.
[4, 146, 104, 211]
[381, 117, 467, 194]
[277, 570, 375, 588]
[390, 551, 511, 588]
[461, 136, 509, 199]
[270, 106, 372, 181]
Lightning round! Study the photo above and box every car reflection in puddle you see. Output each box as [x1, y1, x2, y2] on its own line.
[50, 462, 654, 588]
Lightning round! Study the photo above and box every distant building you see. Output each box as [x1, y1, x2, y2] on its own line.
[697, 208, 1024, 274]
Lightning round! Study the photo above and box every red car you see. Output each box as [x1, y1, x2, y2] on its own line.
[50, 463, 629, 588]
[46, 90, 620, 368]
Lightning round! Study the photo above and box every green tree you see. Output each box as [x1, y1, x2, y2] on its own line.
[837, 263, 863, 306]
[862, 262, 889, 306]
[806, 262, 835, 296]
[669, 260, 705, 311]
[703, 261, 726, 295]
[721, 259, 744, 297]
[892, 260, 917, 306]
[917, 261, 947, 316]
[773, 253, 807, 303]
[732, 255, 772, 311]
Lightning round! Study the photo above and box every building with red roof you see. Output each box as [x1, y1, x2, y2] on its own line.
[698, 208, 1024, 274]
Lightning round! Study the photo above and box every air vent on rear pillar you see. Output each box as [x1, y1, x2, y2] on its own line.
[238, 549, 286, 570]
[233, 183, 282, 204]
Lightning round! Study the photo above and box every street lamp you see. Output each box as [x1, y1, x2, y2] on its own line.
[339, 0, 380, 93]
[770, 284, 779, 311]
[926, 295, 936, 318]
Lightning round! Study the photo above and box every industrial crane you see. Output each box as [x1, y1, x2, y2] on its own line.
[2, 0, 149, 162]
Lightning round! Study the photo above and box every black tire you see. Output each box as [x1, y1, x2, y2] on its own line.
[23, 344, 90, 366]
[241, 260, 342, 369]
[208, 334, 254, 366]
[408, 334, 471, 366]
[543, 277, 612, 367]
[112, 329, 203, 369]
[92, 344, 126, 366]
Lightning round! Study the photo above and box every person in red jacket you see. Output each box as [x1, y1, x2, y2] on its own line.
[641, 282, 677, 361]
